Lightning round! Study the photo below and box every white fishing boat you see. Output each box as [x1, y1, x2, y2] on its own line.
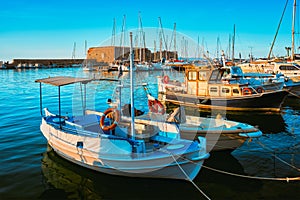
[36, 33, 209, 181]
[137, 84, 263, 151]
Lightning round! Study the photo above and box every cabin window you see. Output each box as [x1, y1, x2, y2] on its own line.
[210, 87, 218, 93]
[232, 88, 240, 94]
[221, 88, 230, 93]
[209, 70, 222, 82]
[188, 71, 197, 81]
[198, 72, 207, 80]
[210, 71, 218, 80]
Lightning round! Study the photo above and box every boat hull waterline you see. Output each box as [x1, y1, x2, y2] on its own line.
[162, 90, 288, 112]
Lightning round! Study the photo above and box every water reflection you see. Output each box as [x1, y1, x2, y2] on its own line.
[40, 146, 204, 199]
[41, 146, 300, 200]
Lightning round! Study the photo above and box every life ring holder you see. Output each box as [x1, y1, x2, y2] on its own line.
[242, 88, 252, 96]
[100, 108, 120, 131]
[163, 75, 170, 84]
[255, 87, 265, 93]
[148, 99, 165, 114]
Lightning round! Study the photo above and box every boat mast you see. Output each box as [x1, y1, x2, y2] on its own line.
[154, 40, 156, 61]
[159, 32, 162, 61]
[228, 34, 231, 60]
[84, 40, 87, 56]
[174, 23, 177, 59]
[139, 12, 142, 62]
[129, 32, 135, 139]
[120, 15, 126, 60]
[72, 42, 76, 60]
[169, 23, 177, 59]
[232, 24, 235, 63]
[111, 18, 116, 47]
[216, 36, 220, 60]
[291, 0, 296, 60]
[267, 0, 289, 60]
[158, 17, 168, 60]
[196, 36, 200, 59]
[138, 12, 146, 62]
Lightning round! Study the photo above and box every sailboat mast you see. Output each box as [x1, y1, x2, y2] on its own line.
[173, 23, 177, 59]
[154, 40, 156, 61]
[291, 0, 296, 60]
[84, 40, 87, 56]
[139, 12, 142, 62]
[129, 32, 135, 139]
[159, 32, 162, 61]
[111, 18, 116, 46]
[158, 17, 168, 59]
[232, 24, 235, 62]
[120, 15, 126, 60]
[72, 42, 76, 59]
[267, 0, 289, 60]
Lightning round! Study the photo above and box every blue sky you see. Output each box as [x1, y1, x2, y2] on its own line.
[0, 0, 298, 62]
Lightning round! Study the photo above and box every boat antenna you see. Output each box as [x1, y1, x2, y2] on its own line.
[129, 32, 135, 139]
[267, 0, 289, 60]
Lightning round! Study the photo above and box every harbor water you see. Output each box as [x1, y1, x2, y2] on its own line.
[0, 68, 299, 199]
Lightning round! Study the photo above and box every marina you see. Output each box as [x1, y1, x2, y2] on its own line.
[0, 67, 299, 199]
[1, 0, 300, 199]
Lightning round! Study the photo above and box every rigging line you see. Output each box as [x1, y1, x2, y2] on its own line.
[267, 0, 289, 60]
[159, 149, 211, 200]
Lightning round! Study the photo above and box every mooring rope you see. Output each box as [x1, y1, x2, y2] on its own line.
[165, 143, 300, 183]
[200, 138, 300, 182]
[159, 149, 211, 200]
[286, 90, 300, 98]
[202, 165, 300, 182]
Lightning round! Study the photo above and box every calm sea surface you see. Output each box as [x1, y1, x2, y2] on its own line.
[0, 68, 299, 200]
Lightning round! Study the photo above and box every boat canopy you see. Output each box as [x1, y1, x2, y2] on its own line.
[35, 76, 92, 86]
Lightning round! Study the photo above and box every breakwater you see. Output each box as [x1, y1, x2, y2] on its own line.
[2, 58, 84, 69]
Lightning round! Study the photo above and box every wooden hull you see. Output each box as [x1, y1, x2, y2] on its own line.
[162, 90, 288, 112]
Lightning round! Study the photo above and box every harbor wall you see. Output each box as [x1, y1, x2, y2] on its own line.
[3, 58, 84, 69]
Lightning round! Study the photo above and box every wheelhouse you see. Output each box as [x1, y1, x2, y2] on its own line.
[185, 68, 255, 97]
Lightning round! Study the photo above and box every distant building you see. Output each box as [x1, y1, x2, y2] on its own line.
[87, 46, 131, 63]
[87, 46, 165, 63]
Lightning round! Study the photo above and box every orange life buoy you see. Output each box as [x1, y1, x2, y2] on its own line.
[242, 88, 252, 95]
[163, 75, 170, 84]
[100, 108, 120, 131]
[148, 99, 165, 114]
[255, 87, 265, 93]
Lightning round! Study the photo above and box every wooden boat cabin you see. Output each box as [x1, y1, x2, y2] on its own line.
[184, 67, 256, 97]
